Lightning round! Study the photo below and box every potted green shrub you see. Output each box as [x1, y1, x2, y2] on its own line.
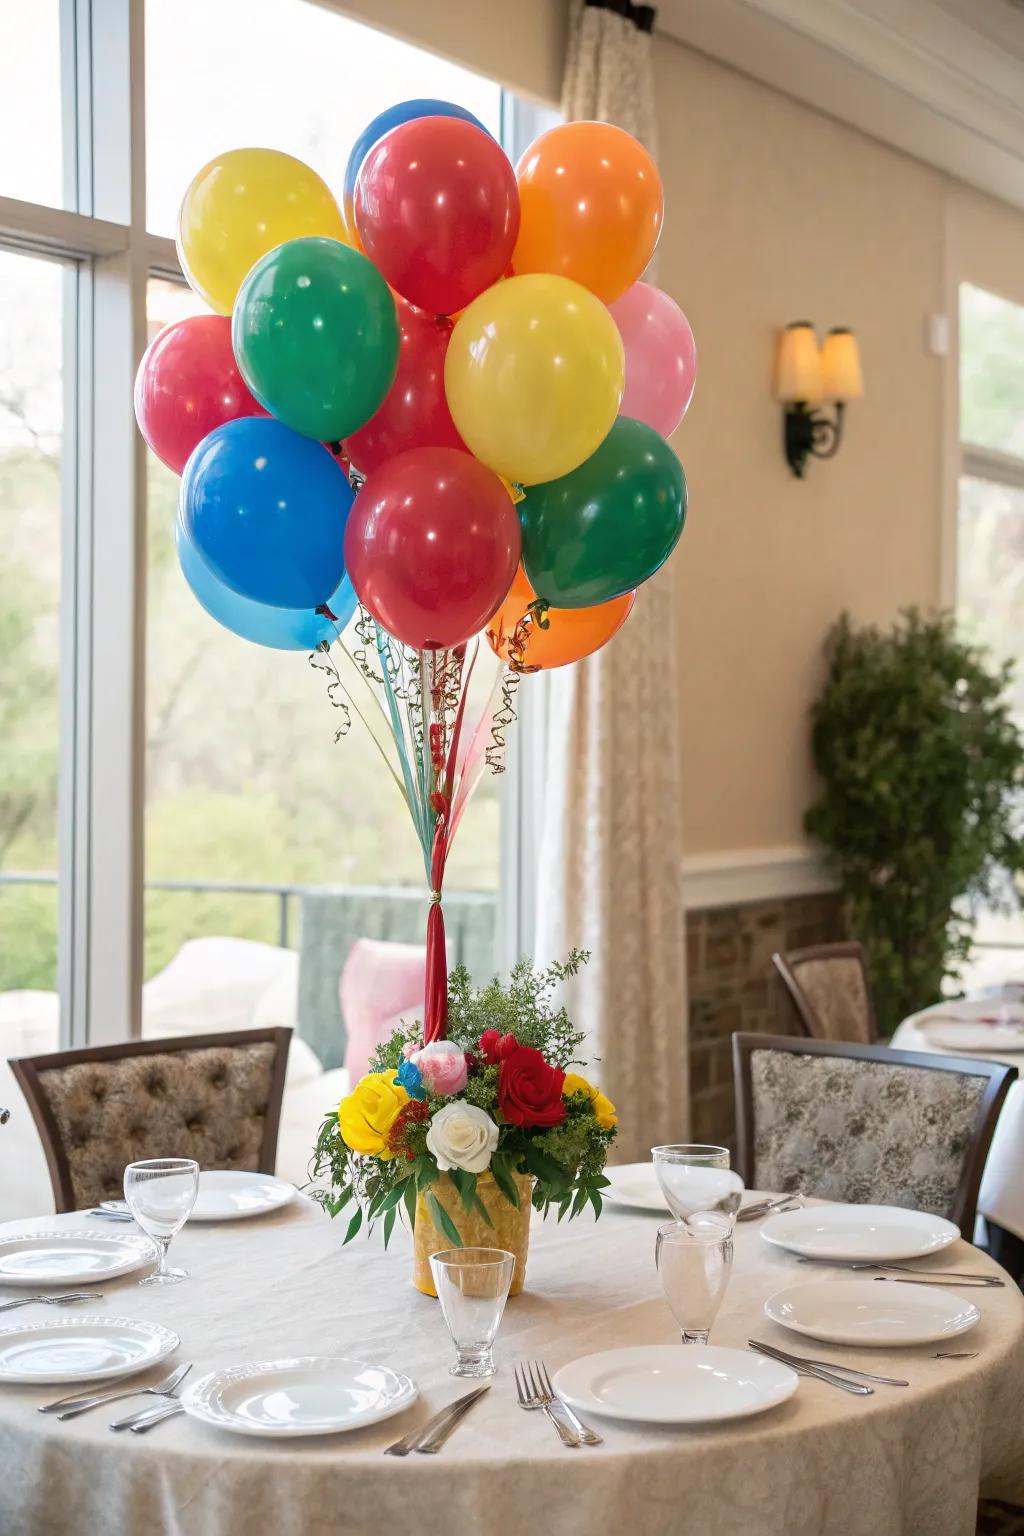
[805, 609, 1024, 1033]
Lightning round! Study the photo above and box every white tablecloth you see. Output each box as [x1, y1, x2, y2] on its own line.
[893, 999, 1024, 1240]
[0, 1199, 1021, 1536]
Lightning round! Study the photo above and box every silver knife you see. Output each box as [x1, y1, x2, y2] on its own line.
[748, 1340, 873, 1395]
[384, 1385, 490, 1456]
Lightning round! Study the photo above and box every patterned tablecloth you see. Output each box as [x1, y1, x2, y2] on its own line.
[893, 997, 1024, 1240]
[0, 1196, 1021, 1536]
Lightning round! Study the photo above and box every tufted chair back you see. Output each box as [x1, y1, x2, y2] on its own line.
[772, 943, 877, 1044]
[732, 1032, 1016, 1231]
[10, 1029, 291, 1213]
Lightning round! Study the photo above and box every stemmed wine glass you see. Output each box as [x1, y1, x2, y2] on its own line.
[124, 1158, 199, 1286]
[651, 1145, 744, 1227]
[655, 1217, 733, 1345]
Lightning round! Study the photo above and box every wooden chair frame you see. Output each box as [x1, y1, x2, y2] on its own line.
[10, 1027, 292, 1214]
[732, 1031, 1017, 1232]
[771, 941, 879, 1043]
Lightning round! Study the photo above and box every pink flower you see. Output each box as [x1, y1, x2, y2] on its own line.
[413, 1040, 469, 1097]
[401, 1039, 424, 1061]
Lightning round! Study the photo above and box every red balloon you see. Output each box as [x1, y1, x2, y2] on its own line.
[346, 448, 521, 650]
[133, 315, 266, 473]
[354, 118, 520, 315]
[343, 299, 465, 475]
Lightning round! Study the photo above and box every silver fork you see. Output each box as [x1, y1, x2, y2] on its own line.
[514, 1361, 579, 1446]
[42, 1362, 192, 1420]
[533, 1360, 601, 1445]
[0, 1291, 102, 1313]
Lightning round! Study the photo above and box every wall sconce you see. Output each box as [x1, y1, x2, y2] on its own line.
[774, 322, 864, 478]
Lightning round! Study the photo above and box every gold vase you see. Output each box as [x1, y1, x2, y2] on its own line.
[413, 1171, 534, 1297]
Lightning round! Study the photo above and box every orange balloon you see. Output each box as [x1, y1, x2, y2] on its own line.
[486, 565, 635, 671]
[512, 122, 663, 305]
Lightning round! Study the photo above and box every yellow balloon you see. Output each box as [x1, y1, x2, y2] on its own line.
[177, 148, 348, 315]
[444, 274, 624, 485]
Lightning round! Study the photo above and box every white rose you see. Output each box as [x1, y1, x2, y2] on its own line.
[426, 1102, 500, 1175]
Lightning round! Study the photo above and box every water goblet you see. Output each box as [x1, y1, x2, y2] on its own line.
[655, 1217, 733, 1344]
[429, 1247, 516, 1378]
[124, 1158, 199, 1286]
[651, 1144, 744, 1227]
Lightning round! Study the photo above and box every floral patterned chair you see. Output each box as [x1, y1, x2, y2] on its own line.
[771, 942, 878, 1044]
[9, 1028, 291, 1214]
[732, 1032, 1016, 1229]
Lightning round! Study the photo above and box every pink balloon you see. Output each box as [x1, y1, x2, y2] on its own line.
[609, 282, 697, 438]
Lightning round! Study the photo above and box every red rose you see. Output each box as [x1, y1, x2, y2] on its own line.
[498, 1045, 566, 1127]
[479, 1030, 518, 1065]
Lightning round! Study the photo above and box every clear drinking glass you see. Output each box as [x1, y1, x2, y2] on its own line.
[656, 1217, 733, 1344]
[651, 1145, 744, 1227]
[429, 1247, 515, 1378]
[124, 1158, 199, 1286]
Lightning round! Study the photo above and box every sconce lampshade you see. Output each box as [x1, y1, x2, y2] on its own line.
[820, 327, 864, 402]
[774, 322, 822, 404]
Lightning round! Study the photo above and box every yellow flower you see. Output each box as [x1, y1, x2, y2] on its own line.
[562, 1071, 618, 1130]
[338, 1071, 409, 1158]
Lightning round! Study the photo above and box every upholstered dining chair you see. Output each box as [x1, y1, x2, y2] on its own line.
[732, 1032, 1016, 1231]
[771, 941, 878, 1044]
[9, 1027, 291, 1214]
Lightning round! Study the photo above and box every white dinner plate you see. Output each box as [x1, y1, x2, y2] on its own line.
[602, 1164, 671, 1214]
[919, 1020, 1024, 1054]
[760, 1203, 959, 1262]
[0, 1230, 153, 1287]
[764, 1279, 981, 1347]
[188, 1171, 296, 1223]
[0, 1317, 179, 1384]
[181, 1357, 417, 1438]
[552, 1345, 798, 1425]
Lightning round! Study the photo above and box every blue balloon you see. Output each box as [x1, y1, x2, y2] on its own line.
[176, 518, 357, 651]
[343, 98, 492, 231]
[180, 417, 353, 610]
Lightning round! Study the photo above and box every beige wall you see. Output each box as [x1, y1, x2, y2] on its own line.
[332, 0, 1024, 859]
[655, 39, 948, 853]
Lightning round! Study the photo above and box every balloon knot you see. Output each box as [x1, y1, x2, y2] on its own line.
[528, 598, 551, 630]
[316, 603, 338, 622]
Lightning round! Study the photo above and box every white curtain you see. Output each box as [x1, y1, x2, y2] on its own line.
[535, 0, 689, 1162]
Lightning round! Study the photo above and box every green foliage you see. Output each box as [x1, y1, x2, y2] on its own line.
[805, 609, 1024, 1032]
[440, 950, 591, 1068]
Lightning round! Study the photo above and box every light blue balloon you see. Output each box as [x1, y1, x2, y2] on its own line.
[180, 417, 353, 609]
[176, 518, 356, 651]
[343, 98, 492, 231]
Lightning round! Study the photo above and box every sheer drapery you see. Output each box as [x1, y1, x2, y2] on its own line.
[535, 0, 689, 1161]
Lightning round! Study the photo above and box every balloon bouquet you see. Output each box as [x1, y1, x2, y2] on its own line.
[134, 101, 696, 1045]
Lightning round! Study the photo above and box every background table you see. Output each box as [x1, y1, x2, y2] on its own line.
[0, 1197, 1021, 1536]
[893, 999, 1024, 1241]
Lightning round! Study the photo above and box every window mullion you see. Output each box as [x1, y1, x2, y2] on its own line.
[60, 0, 148, 1046]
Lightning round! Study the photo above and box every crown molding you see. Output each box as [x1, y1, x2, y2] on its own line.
[658, 0, 1024, 209]
[684, 845, 839, 910]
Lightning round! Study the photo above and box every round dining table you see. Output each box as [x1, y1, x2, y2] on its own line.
[0, 1196, 1021, 1536]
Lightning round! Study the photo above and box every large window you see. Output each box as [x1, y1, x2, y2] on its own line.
[0, 0, 533, 1059]
[956, 283, 1024, 983]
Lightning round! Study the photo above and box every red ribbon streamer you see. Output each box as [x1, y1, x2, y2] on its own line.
[423, 814, 449, 1043]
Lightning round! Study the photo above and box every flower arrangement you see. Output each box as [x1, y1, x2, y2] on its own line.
[312, 952, 617, 1252]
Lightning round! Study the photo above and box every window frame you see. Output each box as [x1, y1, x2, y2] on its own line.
[0, 0, 543, 1048]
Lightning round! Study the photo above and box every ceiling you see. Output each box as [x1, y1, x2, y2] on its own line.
[657, 0, 1024, 209]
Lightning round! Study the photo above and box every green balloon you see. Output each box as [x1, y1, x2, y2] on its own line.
[519, 417, 686, 608]
[232, 236, 399, 442]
